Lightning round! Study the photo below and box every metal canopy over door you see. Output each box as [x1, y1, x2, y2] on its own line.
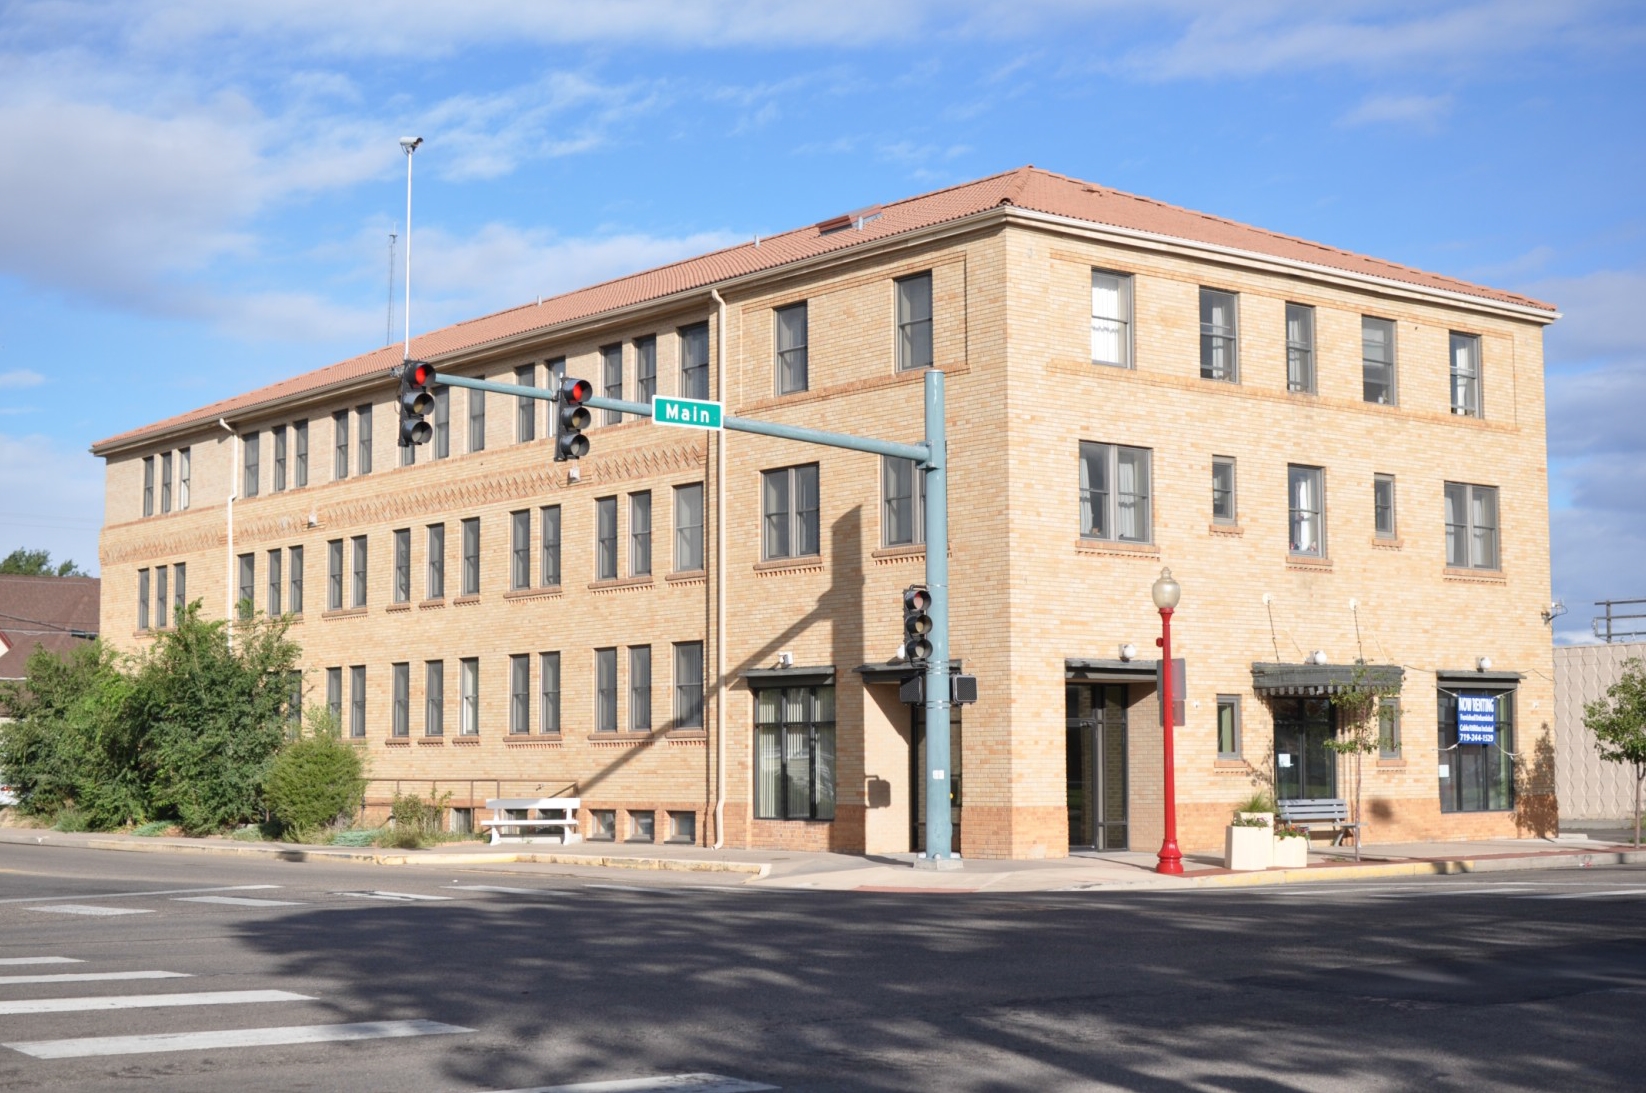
[1272, 696, 1337, 800]
[1066, 684, 1128, 850]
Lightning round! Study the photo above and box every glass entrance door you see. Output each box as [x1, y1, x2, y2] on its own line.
[1272, 697, 1337, 800]
[1066, 684, 1128, 850]
[911, 704, 962, 853]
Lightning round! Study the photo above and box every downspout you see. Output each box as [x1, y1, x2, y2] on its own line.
[218, 418, 237, 649]
[710, 288, 728, 848]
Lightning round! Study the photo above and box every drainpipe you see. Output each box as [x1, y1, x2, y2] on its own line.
[710, 288, 728, 848]
[218, 418, 237, 649]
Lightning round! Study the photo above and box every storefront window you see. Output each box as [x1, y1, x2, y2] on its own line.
[1437, 689, 1515, 812]
[754, 686, 835, 820]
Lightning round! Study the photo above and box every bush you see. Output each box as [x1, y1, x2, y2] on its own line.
[381, 791, 449, 849]
[52, 805, 89, 832]
[132, 820, 173, 837]
[262, 712, 366, 838]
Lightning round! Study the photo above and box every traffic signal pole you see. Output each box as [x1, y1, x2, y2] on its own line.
[426, 367, 959, 864]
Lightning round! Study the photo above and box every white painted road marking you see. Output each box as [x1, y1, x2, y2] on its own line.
[0, 957, 80, 966]
[28, 905, 153, 917]
[4, 1018, 473, 1059]
[584, 884, 656, 892]
[173, 896, 305, 907]
[336, 891, 455, 902]
[0, 989, 310, 1016]
[0, 885, 281, 906]
[449, 885, 554, 895]
[0, 970, 188, 987]
[1527, 888, 1646, 900]
[487, 1074, 778, 1093]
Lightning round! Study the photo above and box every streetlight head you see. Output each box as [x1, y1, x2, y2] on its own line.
[1151, 567, 1181, 611]
[399, 136, 423, 153]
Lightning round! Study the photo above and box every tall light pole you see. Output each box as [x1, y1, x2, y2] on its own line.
[399, 136, 423, 360]
[1153, 566, 1183, 875]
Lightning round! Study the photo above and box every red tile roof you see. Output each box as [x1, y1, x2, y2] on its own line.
[0, 574, 101, 680]
[92, 166, 1555, 453]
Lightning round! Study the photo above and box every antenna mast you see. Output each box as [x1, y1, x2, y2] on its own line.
[386, 226, 398, 347]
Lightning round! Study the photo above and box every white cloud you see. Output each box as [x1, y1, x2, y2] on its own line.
[0, 369, 46, 390]
[1335, 92, 1453, 131]
[0, 431, 104, 576]
[1527, 269, 1646, 366]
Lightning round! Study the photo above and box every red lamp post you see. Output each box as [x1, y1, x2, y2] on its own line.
[1153, 567, 1183, 875]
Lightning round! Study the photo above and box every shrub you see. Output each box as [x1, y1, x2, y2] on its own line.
[132, 820, 173, 837]
[52, 805, 89, 832]
[262, 711, 366, 837]
[381, 791, 449, 849]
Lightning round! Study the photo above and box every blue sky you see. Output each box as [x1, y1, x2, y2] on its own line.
[0, 1, 1640, 642]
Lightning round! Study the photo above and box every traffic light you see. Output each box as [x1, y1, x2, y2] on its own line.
[555, 376, 593, 461]
[903, 585, 933, 664]
[397, 360, 436, 446]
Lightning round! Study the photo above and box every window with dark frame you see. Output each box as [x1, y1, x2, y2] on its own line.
[294, 420, 308, 486]
[897, 272, 935, 372]
[680, 323, 709, 400]
[326, 667, 342, 721]
[351, 535, 368, 608]
[510, 510, 530, 591]
[1438, 689, 1513, 812]
[635, 336, 657, 405]
[1286, 303, 1315, 393]
[237, 554, 254, 619]
[160, 451, 173, 513]
[1079, 442, 1152, 543]
[274, 426, 287, 491]
[243, 430, 260, 497]
[882, 456, 925, 546]
[461, 517, 480, 596]
[630, 492, 652, 577]
[425, 660, 444, 736]
[596, 497, 618, 580]
[349, 665, 366, 738]
[327, 539, 344, 611]
[602, 344, 624, 425]
[1288, 465, 1326, 558]
[393, 528, 411, 603]
[333, 410, 349, 480]
[630, 645, 651, 732]
[1199, 288, 1238, 382]
[173, 563, 186, 616]
[155, 566, 168, 628]
[178, 448, 191, 509]
[1374, 474, 1397, 539]
[540, 505, 561, 587]
[1090, 270, 1131, 368]
[468, 384, 486, 453]
[289, 545, 304, 615]
[1445, 482, 1500, 570]
[459, 658, 479, 736]
[1216, 695, 1241, 759]
[753, 685, 836, 821]
[775, 302, 808, 394]
[1212, 457, 1237, 525]
[509, 654, 530, 735]
[674, 642, 703, 729]
[427, 524, 445, 599]
[515, 364, 537, 442]
[143, 456, 155, 516]
[137, 568, 150, 629]
[356, 404, 373, 475]
[1362, 316, 1397, 405]
[392, 663, 409, 737]
[761, 464, 820, 560]
[433, 388, 450, 459]
[539, 652, 561, 734]
[1450, 332, 1482, 417]
[596, 647, 618, 733]
[267, 549, 282, 616]
[1379, 698, 1402, 758]
[674, 485, 704, 571]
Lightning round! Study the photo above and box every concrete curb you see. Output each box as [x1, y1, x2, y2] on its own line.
[1172, 847, 1646, 889]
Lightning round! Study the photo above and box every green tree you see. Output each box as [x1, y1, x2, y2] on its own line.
[1584, 657, 1646, 848]
[263, 710, 366, 839]
[1, 548, 86, 577]
[1326, 665, 1399, 861]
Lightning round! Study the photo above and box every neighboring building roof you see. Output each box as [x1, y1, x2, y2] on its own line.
[0, 574, 101, 680]
[92, 166, 1557, 454]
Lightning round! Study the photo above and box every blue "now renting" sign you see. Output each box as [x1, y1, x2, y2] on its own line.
[1457, 693, 1497, 746]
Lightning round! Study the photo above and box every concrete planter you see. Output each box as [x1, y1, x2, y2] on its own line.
[1236, 811, 1274, 829]
[1224, 824, 1273, 871]
[1272, 834, 1309, 868]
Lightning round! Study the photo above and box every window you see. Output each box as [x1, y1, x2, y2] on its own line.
[160, 452, 173, 513]
[326, 667, 343, 721]
[1445, 482, 1500, 570]
[143, 456, 154, 516]
[237, 553, 254, 619]
[392, 663, 409, 737]
[674, 642, 704, 729]
[327, 539, 344, 610]
[427, 524, 445, 599]
[628, 811, 655, 842]
[351, 535, 368, 608]
[267, 550, 283, 616]
[510, 510, 530, 590]
[1216, 695, 1241, 759]
[1451, 332, 1482, 417]
[468, 384, 486, 453]
[630, 645, 652, 731]
[882, 456, 925, 547]
[1079, 442, 1152, 543]
[349, 665, 366, 738]
[461, 517, 480, 596]
[635, 336, 657, 405]
[1090, 270, 1131, 368]
[1199, 288, 1238, 382]
[293, 421, 308, 486]
[602, 344, 624, 425]
[1438, 689, 1514, 812]
[596, 648, 618, 732]
[356, 404, 373, 474]
[515, 364, 536, 442]
[762, 464, 820, 560]
[1285, 303, 1315, 393]
[1374, 474, 1397, 539]
[898, 272, 935, 372]
[432, 388, 450, 459]
[273, 427, 287, 491]
[680, 322, 709, 400]
[775, 302, 808, 394]
[754, 685, 835, 820]
[137, 568, 150, 630]
[545, 357, 566, 441]
[1362, 316, 1396, 405]
[460, 657, 480, 736]
[590, 810, 616, 840]
[539, 652, 561, 734]
[400, 417, 416, 466]
[596, 497, 618, 580]
[509, 654, 530, 735]
[1288, 465, 1326, 557]
[540, 505, 561, 587]
[333, 410, 349, 480]
[173, 563, 186, 616]
[289, 545, 304, 615]
[243, 430, 260, 497]
[393, 528, 411, 603]
[1379, 698, 1401, 758]
[630, 492, 652, 577]
[668, 810, 697, 843]
[674, 484, 704, 571]
[1211, 457, 1237, 525]
[178, 448, 190, 509]
[155, 566, 169, 628]
[425, 660, 444, 736]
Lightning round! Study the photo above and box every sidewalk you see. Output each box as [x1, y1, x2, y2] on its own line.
[5, 825, 1644, 893]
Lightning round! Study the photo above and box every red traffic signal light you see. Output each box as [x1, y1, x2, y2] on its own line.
[555, 376, 593, 461]
[397, 360, 437, 446]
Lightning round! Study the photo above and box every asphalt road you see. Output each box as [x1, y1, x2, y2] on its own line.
[1, 843, 1644, 1092]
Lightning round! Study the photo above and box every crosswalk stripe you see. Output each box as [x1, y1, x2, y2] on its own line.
[0, 970, 187, 987]
[584, 884, 655, 892]
[1526, 888, 1646, 900]
[0, 885, 281, 906]
[4, 1018, 474, 1059]
[485, 1073, 778, 1093]
[28, 905, 152, 917]
[336, 891, 454, 902]
[0, 958, 81, 966]
[173, 896, 305, 907]
[0, 989, 310, 1016]
[448, 885, 554, 895]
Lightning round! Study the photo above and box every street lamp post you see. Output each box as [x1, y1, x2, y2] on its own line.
[399, 136, 423, 361]
[1153, 567, 1183, 875]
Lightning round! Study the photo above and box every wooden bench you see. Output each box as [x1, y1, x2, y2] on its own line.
[1278, 798, 1362, 846]
[481, 797, 581, 845]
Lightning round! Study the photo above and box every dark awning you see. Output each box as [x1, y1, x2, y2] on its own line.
[1066, 658, 1161, 684]
[1250, 662, 1404, 696]
[1436, 669, 1524, 693]
[854, 659, 962, 685]
[740, 665, 835, 689]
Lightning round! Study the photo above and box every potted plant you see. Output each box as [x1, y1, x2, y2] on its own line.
[1234, 789, 1276, 830]
[1272, 821, 1309, 868]
[1224, 814, 1273, 870]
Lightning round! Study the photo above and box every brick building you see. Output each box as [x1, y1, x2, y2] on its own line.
[91, 167, 1559, 858]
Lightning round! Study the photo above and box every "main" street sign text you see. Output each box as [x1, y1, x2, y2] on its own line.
[653, 396, 723, 430]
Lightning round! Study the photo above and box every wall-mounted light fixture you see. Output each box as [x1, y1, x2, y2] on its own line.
[1119, 643, 1138, 661]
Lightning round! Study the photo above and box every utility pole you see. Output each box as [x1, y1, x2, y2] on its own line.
[386, 227, 398, 347]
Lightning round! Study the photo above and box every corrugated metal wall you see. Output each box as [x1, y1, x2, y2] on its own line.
[1555, 642, 1646, 824]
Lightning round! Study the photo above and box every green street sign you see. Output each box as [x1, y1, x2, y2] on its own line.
[653, 395, 723, 430]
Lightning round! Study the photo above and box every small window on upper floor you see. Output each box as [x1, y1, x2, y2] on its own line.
[332, 410, 349, 480]
[1211, 457, 1237, 525]
[1450, 332, 1482, 418]
[1199, 288, 1238, 382]
[762, 464, 820, 560]
[1288, 465, 1326, 558]
[635, 336, 657, 406]
[178, 448, 191, 510]
[680, 323, 710, 400]
[897, 272, 934, 372]
[243, 430, 260, 497]
[602, 344, 624, 425]
[515, 364, 537, 442]
[775, 302, 808, 395]
[882, 456, 925, 547]
[1285, 303, 1315, 394]
[1362, 316, 1397, 405]
[1079, 442, 1152, 543]
[160, 451, 173, 514]
[1374, 474, 1397, 540]
[1444, 482, 1499, 570]
[1091, 271, 1132, 368]
[143, 456, 154, 516]
[356, 404, 373, 475]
